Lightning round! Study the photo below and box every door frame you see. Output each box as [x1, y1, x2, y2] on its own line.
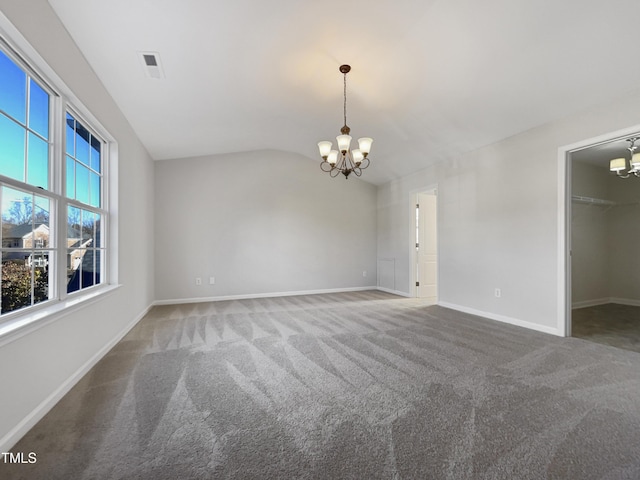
[410, 184, 439, 299]
[558, 124, 640, 336]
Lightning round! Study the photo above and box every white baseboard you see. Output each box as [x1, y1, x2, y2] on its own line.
[376, 287, 411, 298]
[0, 304, 152, 452]
[153, 286, 379, 306]
[438, 301, 562, 337]
[609, 297, 640, 307]
[572, 298, 611, 309]
[573, 297, 640, 309]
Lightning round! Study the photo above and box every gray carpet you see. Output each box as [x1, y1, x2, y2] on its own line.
[3, 290, 640, 479]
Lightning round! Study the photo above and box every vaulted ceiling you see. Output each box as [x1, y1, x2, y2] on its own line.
[48, 0, 640, 185]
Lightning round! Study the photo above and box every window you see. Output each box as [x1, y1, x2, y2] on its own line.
[0, 41, 112, 320]
[65, 113, 105, 294]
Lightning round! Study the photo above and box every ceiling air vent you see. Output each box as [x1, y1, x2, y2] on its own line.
[138, 51, 164, 79]
[143, 54, 157, 67]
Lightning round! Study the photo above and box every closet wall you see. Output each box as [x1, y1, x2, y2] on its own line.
[572, 161, 640, 307]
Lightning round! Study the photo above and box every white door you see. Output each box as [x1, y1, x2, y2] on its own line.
[417, 192, 437, 302]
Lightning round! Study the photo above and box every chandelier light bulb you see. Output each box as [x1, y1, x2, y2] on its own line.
[610, 158, 626, 172]
[358, 137, 373, 156]
[318, 141, 332, 160]
[352, 149, 364, 165]
[336, 135, 352, 154]
[328, 150, 339, 165]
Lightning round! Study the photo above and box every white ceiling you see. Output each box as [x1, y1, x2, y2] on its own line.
[48, 0, 640, 185]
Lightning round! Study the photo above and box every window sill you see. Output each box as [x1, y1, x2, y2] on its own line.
[0, 284, 121, 347]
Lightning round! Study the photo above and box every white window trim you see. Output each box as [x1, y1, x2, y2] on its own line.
[0, 11, 119, 345]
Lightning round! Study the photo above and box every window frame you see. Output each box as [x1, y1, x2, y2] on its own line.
[0, 17, 118, 343]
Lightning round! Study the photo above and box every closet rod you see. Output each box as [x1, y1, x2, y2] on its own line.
[571, 195, 616, 206]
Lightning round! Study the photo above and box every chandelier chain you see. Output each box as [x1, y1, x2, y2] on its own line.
[343, 72, 347, 128]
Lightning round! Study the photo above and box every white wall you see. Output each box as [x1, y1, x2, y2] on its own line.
[155, 150, 377, 301]
[0, 1, 155, 449]
[377, 89, 640, 335]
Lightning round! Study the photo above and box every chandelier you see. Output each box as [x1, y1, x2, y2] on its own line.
[609, 137, 640, 178]
[317, 65, 373, 179]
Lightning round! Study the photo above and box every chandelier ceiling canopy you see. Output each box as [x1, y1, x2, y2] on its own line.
[317, 65, 373, 179]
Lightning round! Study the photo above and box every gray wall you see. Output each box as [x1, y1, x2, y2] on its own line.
[572, 161, 640, 306]
[377, 90, 640, 335]
[154, 150, 378, 301]
[609, 183, 640, 302]
[571, 162, 610, 304]
[0, 1, 155, 449]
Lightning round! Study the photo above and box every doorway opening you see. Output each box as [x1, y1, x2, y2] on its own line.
[412, 188, 438, 303]
[561, 125, 640, 349]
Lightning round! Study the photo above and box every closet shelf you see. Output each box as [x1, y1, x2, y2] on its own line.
[572, 195, 616, 206]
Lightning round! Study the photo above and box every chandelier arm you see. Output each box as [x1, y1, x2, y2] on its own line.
[343, 153, 355, 179]
[320, 161, 333, 173]
[340, 154, 353, 170]
[344, 151, 354, 170]
[358, 157, 371, 170]
[352, 167, 362, 177]
[326, 154, 346, 178]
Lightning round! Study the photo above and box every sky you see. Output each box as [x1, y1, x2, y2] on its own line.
[0, 49, 101, 209]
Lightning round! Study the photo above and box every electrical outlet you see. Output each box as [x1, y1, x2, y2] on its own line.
[195, 277, 202, 285]
[209, 276, 215, 285]
[495, 288, 501, 298]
